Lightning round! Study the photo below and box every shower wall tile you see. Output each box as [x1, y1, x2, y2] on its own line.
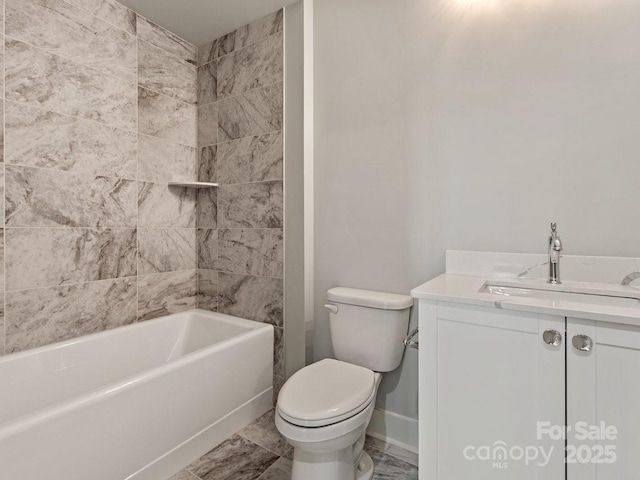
[5, 39, 137, 131]
[196, 188, 218, 229]
[218, 181, 283, 229]
[217, 32, 283, 99]
[198, 61, 218, 105]
[273, 327, 284, 378]
[197, 269, 218, 312]
[138, 182, 197, 228]
[218, 82, 283, 141]
[138, 40, 197, 105]
[65, 0, 137, 35]
[218, 272, 283, 326]
[218, 229, 283, 278]
[198, 145, 217, 183]
[5, 102, 137, 179]
[1, 2, 205, 355]
[6, 166, 137, 227]
[137, 270, 197, 321]
[197, 229, 218, 270]
[218, 10, 283, 57]
[198, 38, 218, 66]
[138, 228, 196, 275]
[138, 87, 197, 147]
[217, 132, 282, 185]
[137, 15, 197, 66]
[6, 0, 137, 81]
[138, 134, 197, 183]
[198, 101, 218, 147]
[5, 278, 137, 353]
[5, 228, 137, 291]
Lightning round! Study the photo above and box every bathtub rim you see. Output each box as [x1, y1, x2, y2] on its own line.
[0, 309, 274, 439]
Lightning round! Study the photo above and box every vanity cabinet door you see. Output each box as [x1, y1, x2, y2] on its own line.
[567, 318, 640, 479]
[420, 301, 565, 480]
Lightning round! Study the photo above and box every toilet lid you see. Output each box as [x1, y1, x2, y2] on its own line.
[277, 358, 376, 427]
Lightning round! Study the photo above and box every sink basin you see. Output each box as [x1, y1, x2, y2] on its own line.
[481, 284, 640, 308]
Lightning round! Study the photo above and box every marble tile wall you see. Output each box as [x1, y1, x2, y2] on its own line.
[195, 10, 285, 393]
[0, 0, 199, 355]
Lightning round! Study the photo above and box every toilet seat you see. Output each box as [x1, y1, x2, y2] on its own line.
[277, 359, 376, 428]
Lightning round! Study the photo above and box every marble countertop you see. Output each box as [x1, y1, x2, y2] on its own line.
[412, 273, 640, 327]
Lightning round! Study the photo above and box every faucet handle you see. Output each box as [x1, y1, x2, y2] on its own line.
[550, 222, 557, 233]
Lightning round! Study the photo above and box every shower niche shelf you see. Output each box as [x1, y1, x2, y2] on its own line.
[168, 182, 219, 188]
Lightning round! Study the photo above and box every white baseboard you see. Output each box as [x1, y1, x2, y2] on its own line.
[366, 408, 419, 454]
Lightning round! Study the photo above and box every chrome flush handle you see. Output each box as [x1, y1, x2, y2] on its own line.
[543, 330, 563, 347]
[572, 334, 593, 352]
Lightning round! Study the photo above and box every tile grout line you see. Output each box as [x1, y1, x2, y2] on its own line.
[55, 0, 138, 39]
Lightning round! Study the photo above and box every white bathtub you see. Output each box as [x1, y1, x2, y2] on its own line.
[0, 309, 274, 480]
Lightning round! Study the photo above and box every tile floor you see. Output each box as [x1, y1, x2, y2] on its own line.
[168, 409, 419, 480]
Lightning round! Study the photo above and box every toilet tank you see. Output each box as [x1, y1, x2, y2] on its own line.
[326, 287, 413, 372]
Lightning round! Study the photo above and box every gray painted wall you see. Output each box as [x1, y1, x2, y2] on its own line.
[314, 0, 640, 421]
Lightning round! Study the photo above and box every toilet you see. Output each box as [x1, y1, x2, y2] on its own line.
[275, 287, 413, 480]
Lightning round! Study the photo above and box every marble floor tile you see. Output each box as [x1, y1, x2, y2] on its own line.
[5, 227, 137, 291]
[238, 410, 291, 457]
[6, 165, 137, 227]
[197, 269, 218, 312]
[138, 135, 197, 184]
[138, 87, 198, 147]
[138, 270, 197, 322]
[138, 182, 197, 228]
[5, 278, 137, 353]
[365, 435, 419, 467]
[6, 0, 137, 81]
[5, 38, 137, 132]
[218, 273, 283, 327]
[138, 40, 197, 105]
[137, 15, 196, 66]
[218, 83, 283, 142]
[6, 101, 137, 179]
[218, 10, 283, 58]
[168, 470, 200, 480]
[365, 443, 419, 480]
[217, 132, 282, 185]
[65, 0, 136, 35]
[218, 181, 283, 229]
[217, 33, 282, 100]
[218, 229, 283, 278]
[187, 434, 279, 480]
[256, 457, 292, 480]
[138, 229, 196, 275]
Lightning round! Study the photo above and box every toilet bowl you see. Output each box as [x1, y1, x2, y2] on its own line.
[275, 288, 413, 480]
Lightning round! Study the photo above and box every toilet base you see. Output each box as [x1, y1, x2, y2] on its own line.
[355, 451, 374, 480]
[290, 445, 374, 480]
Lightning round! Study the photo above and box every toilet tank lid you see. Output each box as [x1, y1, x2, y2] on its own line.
[327, 287, 413, 310]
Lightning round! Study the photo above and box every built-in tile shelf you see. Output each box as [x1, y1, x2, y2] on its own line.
[168, 182, 219, 188]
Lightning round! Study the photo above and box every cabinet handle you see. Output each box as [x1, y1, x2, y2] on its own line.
[572, 334, 593, 352]
[543, 330, 562, 347]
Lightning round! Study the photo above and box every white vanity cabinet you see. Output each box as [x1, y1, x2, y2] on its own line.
[418, 300, 640, 480]
[567, 318, 640, 479]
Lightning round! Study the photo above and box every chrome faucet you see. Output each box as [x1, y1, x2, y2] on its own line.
[548, 223, 563, 284]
